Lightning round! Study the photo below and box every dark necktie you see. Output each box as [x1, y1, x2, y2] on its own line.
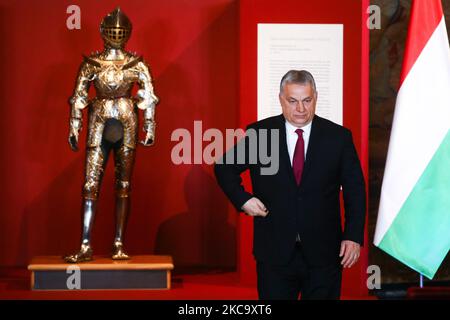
[293, 129, 305, 186]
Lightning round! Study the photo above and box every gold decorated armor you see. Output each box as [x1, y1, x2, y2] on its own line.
[70, 52, 158, 149]
[64, 8, 158, 263]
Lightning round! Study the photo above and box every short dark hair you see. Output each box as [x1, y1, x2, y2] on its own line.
[279, 70, 317, 93]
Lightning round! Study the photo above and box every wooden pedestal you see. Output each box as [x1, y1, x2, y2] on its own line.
[28, 255, 174, 290]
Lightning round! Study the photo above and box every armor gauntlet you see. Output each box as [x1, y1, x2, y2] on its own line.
[70, 107, 83, 135]
[143, 107, 156, 145]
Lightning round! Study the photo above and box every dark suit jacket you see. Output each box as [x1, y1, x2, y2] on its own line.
[214, 114, 366, 267]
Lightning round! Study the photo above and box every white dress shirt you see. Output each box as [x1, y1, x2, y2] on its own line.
[285, 119, 312, 166]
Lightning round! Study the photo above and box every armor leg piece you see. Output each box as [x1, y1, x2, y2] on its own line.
[112, 197, 130, 260]
[111, 144, 135, 260]
[65, 146, 109, 263]
[82, 146, 109, 200]
[64, 243, 93, 263]
[64, 199, 97, 263]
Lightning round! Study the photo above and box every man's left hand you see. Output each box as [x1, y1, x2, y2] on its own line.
[339, 240, 360, 268]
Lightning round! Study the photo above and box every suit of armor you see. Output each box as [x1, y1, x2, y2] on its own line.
[65, 8, 158, 262]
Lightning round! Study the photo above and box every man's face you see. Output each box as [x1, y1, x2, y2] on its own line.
[279, 83, 317, 128]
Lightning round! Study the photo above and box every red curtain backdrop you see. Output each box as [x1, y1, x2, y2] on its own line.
[0, 0, 239, 269]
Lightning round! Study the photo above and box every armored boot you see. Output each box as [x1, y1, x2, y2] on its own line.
[64, 199, 97, 263]
[111, 196, 130, 260]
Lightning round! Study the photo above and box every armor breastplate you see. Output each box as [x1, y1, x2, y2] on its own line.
[70, 48, 158, 150]
[83, 53, 144, 148]
[85, 54, 142, 99]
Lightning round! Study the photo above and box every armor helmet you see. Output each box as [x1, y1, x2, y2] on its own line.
[100, 7, 132, 49]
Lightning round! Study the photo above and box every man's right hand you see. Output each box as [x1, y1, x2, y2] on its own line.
[242, 197, 269, 217]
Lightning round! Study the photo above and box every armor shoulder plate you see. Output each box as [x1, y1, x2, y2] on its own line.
[82, 54, 102, 68]
[122, 56, 143, 70]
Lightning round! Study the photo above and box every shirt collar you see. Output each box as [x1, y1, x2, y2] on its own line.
[285, 118, 312, 136]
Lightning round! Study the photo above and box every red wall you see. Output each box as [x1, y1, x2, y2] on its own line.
[0, 0, 239, 268]
[238, 0, 369, 296]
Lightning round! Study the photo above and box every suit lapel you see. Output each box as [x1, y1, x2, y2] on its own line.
[274, 114, 298, 187]
[299, 115, 322, 188]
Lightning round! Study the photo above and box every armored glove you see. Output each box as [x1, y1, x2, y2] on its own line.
[69, 110, 82, 151]
[140, 105, 156, 146]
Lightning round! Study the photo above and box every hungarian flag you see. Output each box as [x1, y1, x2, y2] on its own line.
[374, 0, 450, 279]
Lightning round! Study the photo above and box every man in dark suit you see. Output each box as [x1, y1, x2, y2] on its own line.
[214, 70, 366, 300]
